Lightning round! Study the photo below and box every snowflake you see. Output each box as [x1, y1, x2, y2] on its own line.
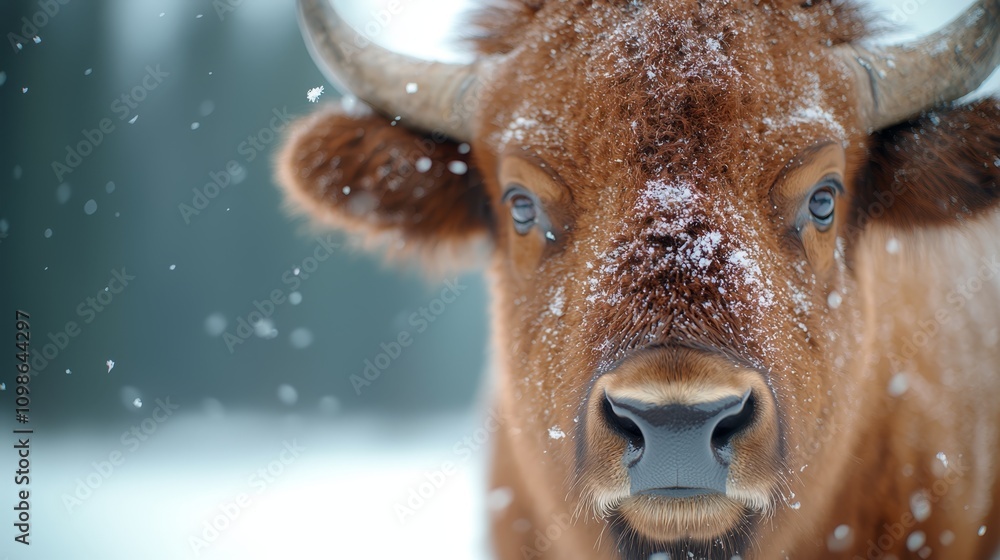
[306, 85, 325, 103]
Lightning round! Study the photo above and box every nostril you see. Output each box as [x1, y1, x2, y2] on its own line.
[711, 392, 756, 462]
[602, 387, 761, 495]
[602, 394, 645, 447]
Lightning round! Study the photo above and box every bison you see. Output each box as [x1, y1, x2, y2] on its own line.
[276, 0, 1000, 558]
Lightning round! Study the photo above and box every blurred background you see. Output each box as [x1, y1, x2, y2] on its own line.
[0, 0, 997, 558]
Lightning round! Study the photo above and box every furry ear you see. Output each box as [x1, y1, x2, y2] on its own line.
[855, 99, 1000, 230]
[276, 102, 493, 261]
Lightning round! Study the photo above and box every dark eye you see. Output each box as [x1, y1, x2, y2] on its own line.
[808, 186, 836, 229]
[510, 194, 537, 226]
[504, 186, 543, 236]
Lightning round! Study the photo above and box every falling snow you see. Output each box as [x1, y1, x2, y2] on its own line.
[204, 313, 227, 336]
[827, 290, 843, 309]
[253, 318, 278, 339]
[907, 531, 926, 551]
[306, 85, 324, 103]
[888, 373, 910, 397]
[910, 491, 932, 522]
[886, 238, 902, 254]
[277, 384, 298, 406]
[290, 328, 314, 349]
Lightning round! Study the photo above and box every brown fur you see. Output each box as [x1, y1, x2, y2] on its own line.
[276, 103, 493, 261]
[277, 1, 1000, 558]
[858, 100, 1000, 229]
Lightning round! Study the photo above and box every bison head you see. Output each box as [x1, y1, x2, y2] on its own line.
[277, 0, 1000, 557]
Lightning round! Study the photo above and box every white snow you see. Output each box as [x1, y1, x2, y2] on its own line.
[3, 412, 492, 560]
[306, 85, 324, 103]
[886, 238, 901, 254]
[827, 290, 843, 309]
[644, 178, 695, 210]
[289, 328, 314, 349]
[486, 487, 514, 512]
[415, 157, 432, 173]
[253, 318, 278, 339]
[548, 287, 566, 318]
[498, 116, 539, 151]
[940, 530, 956, 545]
[910, 490, 932, 522]
[276, 384, 299, 405]
[204, 313, 227, 337]
[907, 530, 926, 551]
[888, 373, 910, 397]
[936, 451, 949, 469]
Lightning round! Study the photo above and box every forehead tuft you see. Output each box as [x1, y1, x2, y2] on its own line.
[477, 0, 866, 189]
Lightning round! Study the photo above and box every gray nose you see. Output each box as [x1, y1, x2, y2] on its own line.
[603, 391, 754, 497]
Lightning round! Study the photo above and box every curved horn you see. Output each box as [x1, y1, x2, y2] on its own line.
[836, 0, 1000, 131]
[297, 0, 491, 141]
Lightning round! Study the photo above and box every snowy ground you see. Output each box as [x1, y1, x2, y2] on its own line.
[10, 411, 493, 559]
